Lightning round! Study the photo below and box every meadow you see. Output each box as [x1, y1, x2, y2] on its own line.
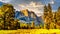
[0, 29, 60, 34]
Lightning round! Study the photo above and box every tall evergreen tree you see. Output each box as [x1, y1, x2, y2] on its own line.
[47, 4, 53, 29]
[43, 4, 53, 29]
[43, 5, 49, 29]
[47, 4, 53, 22]
[43, 5, 48, 23]
[56, 7, 60, 28]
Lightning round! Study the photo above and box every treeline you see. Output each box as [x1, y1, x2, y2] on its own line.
[43, 4, 60, 29]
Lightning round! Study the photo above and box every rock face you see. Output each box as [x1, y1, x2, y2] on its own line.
[15, 9, 44, 26]
[21, 9, 29, 17]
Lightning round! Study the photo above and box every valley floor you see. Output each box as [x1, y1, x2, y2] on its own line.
[0, 29, 60, 34]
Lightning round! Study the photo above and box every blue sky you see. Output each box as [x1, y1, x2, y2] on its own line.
[0, 0, 60, 16]
[51, 0, 60, 11]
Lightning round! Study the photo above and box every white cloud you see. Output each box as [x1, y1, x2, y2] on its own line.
[19, 2, 44, 16]
[49, 0, 55, 4]
[0, 0, 44, 16]
[0, 0, 11, 3]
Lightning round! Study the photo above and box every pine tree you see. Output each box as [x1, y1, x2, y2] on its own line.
[47, 4, 53, 23]
[47, 4, 53, 29]
[43, 4, 53, 29]
[56, 7, 60, 29]
[43, 5, 48, 23]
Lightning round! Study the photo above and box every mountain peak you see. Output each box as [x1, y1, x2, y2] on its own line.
[15, 9, 43, 26]
[21, 9, 29, 16]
